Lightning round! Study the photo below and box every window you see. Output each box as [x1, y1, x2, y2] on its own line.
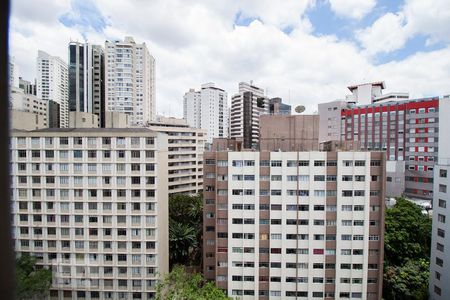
[271, 160, 282, 167]
[314, 160, 325, 166]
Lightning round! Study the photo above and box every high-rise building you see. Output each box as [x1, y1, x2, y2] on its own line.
[9, 56, 19, 88]
[183, 83, 228, 144]
[429, 96, 450, 300]
[10, 128, 169, 300]
[37, 50, 69, 128]
[340, 96, 444, 200]
[68, 42, 105, 126]
[203, 146, 386, 299]
[268, 97, 291, 115]
[230, 82, 268, 149]
[105, 37, 155, 126]
[148, 116, 206, 195]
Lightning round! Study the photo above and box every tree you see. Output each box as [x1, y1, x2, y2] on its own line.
[156, 265, 230, 300]
[383, 198, 432, 299]
[169, 194, 203, 268]
[16, 254, 52, 300]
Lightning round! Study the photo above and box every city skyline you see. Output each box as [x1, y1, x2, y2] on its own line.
[9, 0, 450, 117]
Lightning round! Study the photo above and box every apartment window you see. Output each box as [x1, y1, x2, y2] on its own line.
[437, 228, 445, 238]
[314, 160, 325, 166]
[438, 214, 446, 223]
[438, 199, 446, 208]
[271, 160, 282, 167]
[439, 184, 447, 193]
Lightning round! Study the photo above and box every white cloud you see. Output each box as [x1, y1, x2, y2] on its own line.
[356, 0, 450, 55]
[8, 0, 450, 118]
[356, 12, 409, 55]
[329, 0, 376, 20]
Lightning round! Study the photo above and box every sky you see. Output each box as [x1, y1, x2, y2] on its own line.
[9, 0, 450, 116]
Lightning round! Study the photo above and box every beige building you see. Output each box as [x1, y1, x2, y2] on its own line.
[10, 110, 47, 130]
[10, 86, 48, 127]
[148, 117, 206, 195]
[203, 147, 386, 299]
[10, 128, 169, 300]
[259, 114, 319, 151]
[69, 112, 100, 128]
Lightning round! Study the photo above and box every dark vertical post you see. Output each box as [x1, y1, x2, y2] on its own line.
[0, 0, 15, 299]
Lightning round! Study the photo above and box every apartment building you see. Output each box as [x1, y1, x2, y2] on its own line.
[37, 50, 69, 128]
[318, 100, 351, 143]
[68, 42, 105, 126]
[10, 86, 48, 127]
[230, 82, 268, 149]
[183, 83, 228, 144]
[429, 97, 450, 299]
[10, 128, 169, 300]
[148, 117, 206, 195]
[203, 148, 385, 299]
[105, 37, 155, 126]
[341, 96, 443, 200]
[268, 98, 291, 115]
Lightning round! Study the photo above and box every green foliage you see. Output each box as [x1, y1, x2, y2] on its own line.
[156, 266, 230, 300]
[169, 194, 203, 267]
[16, 254, 52, 300]
[383, 198, 432, 299]
[384, 198, 432, 265]
[384, 259, 429, 300]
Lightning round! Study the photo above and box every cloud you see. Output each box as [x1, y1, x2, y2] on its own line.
[59, 0, 110, 38]
[8, 0, 450, 118]
[329, 0, 377, 20]
[356, 12, 409, 55]
[356, 0, 450, 55]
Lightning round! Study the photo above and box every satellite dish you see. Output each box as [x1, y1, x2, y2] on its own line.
[295, 105, 305, 114]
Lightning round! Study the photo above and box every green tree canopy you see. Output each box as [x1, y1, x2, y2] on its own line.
[16, 254, 52, 300]
[169, 194, 203, 267]
[383, 198, 432, 299]
[156, 266, 230, 300]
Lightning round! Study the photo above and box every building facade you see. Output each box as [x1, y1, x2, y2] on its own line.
[268, 98, 291, 115]
[105, 37, 155, 126]
[203, 149, 386, 299]
[341, 97, 442, 200]
[148, 117, 206, 195]
[183, 83, 228, 144]
[10, 86, 48, 127]
[318, 100, 351, 143]
[230, 82, 268, 149]
[429, 97, 450, 299]
[37, 50, 69, 128]
[259, 115, 319, 151]
[10, 128, 169, 300]
[68, 42, 105, 127]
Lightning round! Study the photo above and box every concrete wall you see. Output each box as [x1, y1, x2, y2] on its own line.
[68, 111, 99, 128]
[259, 114, 319, 151]
[386, 160, 405, 197]
[104, 111, 132, 128]
[10, 110, 46, 130]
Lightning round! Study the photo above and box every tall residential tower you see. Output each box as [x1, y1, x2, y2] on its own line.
[105, 37, 155, 126]
[37, 50, 69, 128]
[183, 83, 228, 143]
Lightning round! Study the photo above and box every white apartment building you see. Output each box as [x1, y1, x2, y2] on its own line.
[429, 97, 450, 299]
[148, 117, 206, 195]
[230, 82, 268, 149]
[318, 100, 350, 143]
[203, 150, 385, 299]
[9, 56, 19, 88]
[105, 37, 155, 126]
[183, 83, 228, 144]
[37, 50, 69, 128]
[10, 128, 169, 300]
